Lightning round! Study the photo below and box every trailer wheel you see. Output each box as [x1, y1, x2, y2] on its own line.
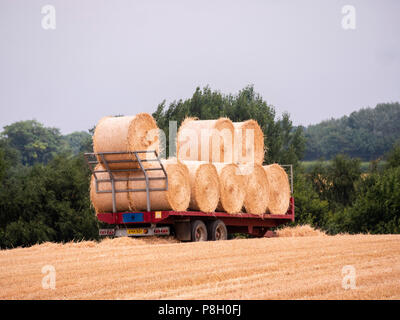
[191, 220, 208, 242]
[208, 219, 228, 241]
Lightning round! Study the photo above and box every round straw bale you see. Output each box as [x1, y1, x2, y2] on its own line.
[263, 164, 291, 215]
[90, 164, 131, 213]
[213, 163, 245, 214]
[93, 113, 159, 169]
[177, 117, 234, 163]
[181, 160, 220, 213]
[233, 120, 265, 165]
[128, 158, 190, 212]
[239, 164, 269, 215]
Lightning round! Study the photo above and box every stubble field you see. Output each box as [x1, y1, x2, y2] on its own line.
[1, 231, 400, 300]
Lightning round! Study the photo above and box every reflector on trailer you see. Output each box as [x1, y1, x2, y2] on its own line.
[99, 229, 115, 236]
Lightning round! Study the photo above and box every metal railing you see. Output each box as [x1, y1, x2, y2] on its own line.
[84, 150, 168, 213]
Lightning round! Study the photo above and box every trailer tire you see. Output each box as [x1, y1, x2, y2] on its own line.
[191, 220, 208, 242]
[208, 219, 228, 241]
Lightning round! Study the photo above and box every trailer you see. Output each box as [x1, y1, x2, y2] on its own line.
[85, 151, 295, 242]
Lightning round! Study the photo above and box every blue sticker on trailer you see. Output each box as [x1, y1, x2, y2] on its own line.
[122, 213, 144, 223]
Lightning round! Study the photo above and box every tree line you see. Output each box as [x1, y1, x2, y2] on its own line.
[304, 102, 400, 161]
[0, 120, 98, 248]
[0, 86, 399, 248]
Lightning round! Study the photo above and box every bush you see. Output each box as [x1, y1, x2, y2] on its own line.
[292, 168, 330, 227]
[0, 154, 99, 248]
[339, 167, 400, 234]
[385, 144, 400, 169]
[308, 154, 361, 209]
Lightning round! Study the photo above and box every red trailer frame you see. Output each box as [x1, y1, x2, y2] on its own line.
[97, 197, 295, 238]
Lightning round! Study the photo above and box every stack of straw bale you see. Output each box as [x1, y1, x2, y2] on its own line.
[90, 112, 290, 216]
[263, 164, 291, 215]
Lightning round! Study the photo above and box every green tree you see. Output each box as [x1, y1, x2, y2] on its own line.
[63, 131, 92, 154]
[0, 153, 99, 248]
[0, 147, 6, 182]
[292, 167, 330, 227]
[153, 85, 305, 166]
[385, 144, 400, 169]
[308, 154, 361, 209]
[1, 120, 68, 165]
[336, 167, 400, 234]
[304, 102, 400, 161]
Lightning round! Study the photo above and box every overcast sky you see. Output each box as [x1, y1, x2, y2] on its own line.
[0, 0, 399, 134]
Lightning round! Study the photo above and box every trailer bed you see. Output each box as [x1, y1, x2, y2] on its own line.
[97, 197, 295, 239]
[98, 201, 294, 225]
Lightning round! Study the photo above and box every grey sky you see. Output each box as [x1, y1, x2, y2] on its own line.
[0, 0, 399, 134]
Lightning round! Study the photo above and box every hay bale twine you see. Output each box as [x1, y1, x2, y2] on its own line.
[93, 113, 159, 169]
[177, 117, 234, 163]
[239, 164, 269, 215]
[233, 120, 265, 165]
[181, 160, 220, 213]
[90, 164, 131, 213]
[128, 158, 190, 211]
[213, 163, 245, 214]
[263, 164, 291, 215]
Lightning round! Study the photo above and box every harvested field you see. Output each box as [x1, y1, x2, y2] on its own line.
[1, 235, 400, 300]
[276, 224, 327, 237]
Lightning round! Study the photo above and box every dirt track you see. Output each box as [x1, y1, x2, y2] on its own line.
[1, 234, 400, 299]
